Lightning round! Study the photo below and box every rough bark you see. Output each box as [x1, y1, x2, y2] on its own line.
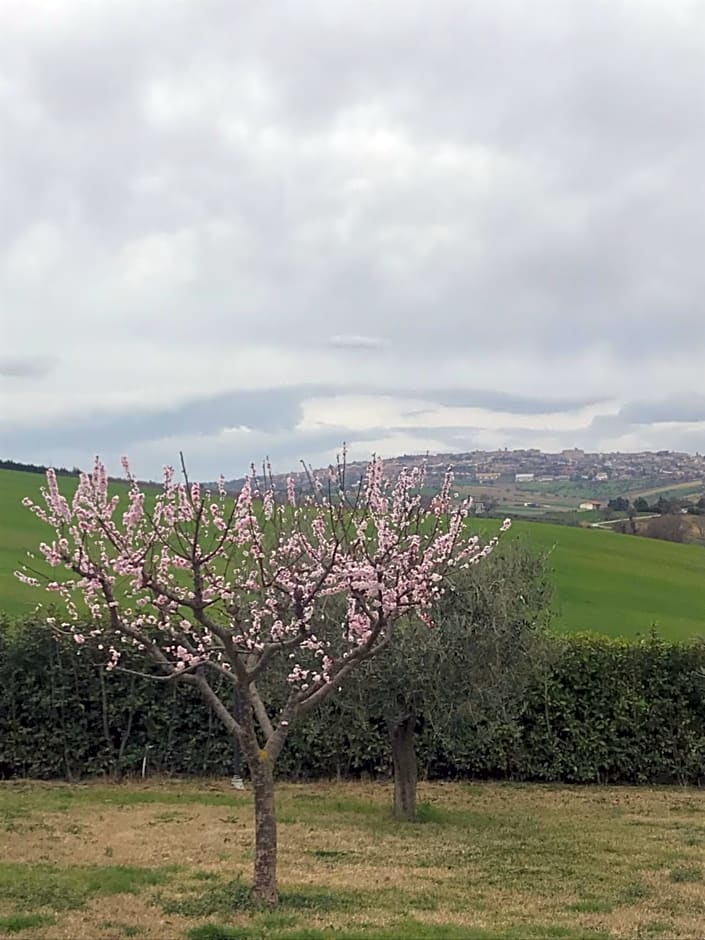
[227, 675, 281, 907]
[250, 753, 278, 905]
[390, 714, 418, 820]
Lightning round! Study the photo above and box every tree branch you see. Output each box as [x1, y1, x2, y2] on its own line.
[249, 681, 274, 741]
[192, 671, 242, 739]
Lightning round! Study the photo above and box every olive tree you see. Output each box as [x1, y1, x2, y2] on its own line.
[332, 540, 553, 819]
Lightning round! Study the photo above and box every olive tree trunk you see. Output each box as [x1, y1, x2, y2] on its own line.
[390, 714, 417, 820]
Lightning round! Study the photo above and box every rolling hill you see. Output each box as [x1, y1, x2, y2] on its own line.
[1, 467, 704, 641]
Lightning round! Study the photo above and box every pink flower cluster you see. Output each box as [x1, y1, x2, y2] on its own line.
[17, 454, 509, 693]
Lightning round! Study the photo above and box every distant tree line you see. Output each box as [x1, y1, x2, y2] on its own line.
[608, 495, 705, 515]
[604, 494, 705, 544]
[0, 459, 158, 489]
[0, 458, 79, 476]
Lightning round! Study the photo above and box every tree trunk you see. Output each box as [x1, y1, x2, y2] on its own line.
[250, 755, 278, 905]
[391, 714, 417, 820]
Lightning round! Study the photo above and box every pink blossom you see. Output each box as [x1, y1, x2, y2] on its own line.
[17, 454, 507, 691]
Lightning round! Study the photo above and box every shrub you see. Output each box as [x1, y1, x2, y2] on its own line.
[2, 615, 705, 785]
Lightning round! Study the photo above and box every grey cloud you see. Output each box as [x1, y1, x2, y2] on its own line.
[325, 335, 387, 351]
[580, 413, 631, 439]
[421, 389, 602, 415]
[0, 380, 604, 479]
[0, 386, 312, 456]
[0, 356, 55, 378]
[620, 397, 705, 425]
[0, 383, 590, 456]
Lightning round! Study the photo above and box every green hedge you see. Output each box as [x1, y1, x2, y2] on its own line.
[2, 618, 705, 784]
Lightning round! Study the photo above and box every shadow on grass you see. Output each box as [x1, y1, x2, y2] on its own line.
[160, 871, 454, 921]
[159, 879, 360, 918]
[283, 795, 504, 829]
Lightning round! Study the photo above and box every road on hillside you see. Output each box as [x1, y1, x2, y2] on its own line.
[590, 514, 660, 529]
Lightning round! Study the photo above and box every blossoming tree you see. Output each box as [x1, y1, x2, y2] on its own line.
[18, 453, 508, 905]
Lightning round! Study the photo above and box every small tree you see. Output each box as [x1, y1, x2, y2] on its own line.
[339, 540, 552, 819]
[607, 497, 630, 513]
[17, 454, 508, 905]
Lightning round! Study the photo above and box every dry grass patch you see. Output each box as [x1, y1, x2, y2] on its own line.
[1, 779, 705, 938]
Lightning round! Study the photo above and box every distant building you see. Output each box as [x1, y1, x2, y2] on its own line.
[595, 472, 609, 481]
[579, 500, 602, 511]
[515, 473, 535, 482]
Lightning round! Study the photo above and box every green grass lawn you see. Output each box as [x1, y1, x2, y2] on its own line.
[1, 779, 705, 938]
[2, 468, 705, 641]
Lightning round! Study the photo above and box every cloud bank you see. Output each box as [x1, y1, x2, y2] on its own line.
[2, 0, 704, 477]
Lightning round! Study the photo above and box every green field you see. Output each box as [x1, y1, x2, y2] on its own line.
[502, 520, 705, 640]
[2, 468, 705, 641]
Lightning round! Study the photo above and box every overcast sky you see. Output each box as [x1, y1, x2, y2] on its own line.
[2, 0, 705, 479]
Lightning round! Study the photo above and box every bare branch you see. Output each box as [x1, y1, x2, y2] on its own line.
[250, 682, 274, 741]
[192, 671, 242, 739]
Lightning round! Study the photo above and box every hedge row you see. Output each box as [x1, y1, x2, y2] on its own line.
[2, 618, 705, 785]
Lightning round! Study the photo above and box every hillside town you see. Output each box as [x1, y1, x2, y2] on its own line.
[399, 448, 705, 486]
[230, 449, 705, 491]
